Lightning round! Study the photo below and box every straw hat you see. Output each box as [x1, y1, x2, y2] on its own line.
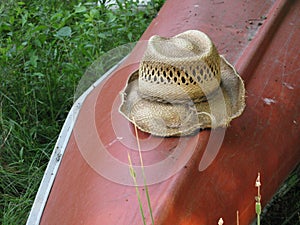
[119, 30, 245, 136]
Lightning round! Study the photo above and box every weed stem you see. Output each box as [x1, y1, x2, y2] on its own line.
[133, 122, 155, 225]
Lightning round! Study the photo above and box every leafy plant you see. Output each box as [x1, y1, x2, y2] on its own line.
[0, 0, 164, 224]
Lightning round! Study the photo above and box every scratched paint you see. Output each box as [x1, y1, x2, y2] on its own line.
[262, 98, 277, 105]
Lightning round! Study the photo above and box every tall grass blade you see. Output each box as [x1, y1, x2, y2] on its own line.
[127, 152, 146, 225]
[133, 122, 155, 225]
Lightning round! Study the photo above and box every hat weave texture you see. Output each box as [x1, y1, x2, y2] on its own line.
[119, 30, 246, 136]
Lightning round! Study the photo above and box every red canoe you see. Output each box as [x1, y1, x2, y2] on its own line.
[27, 0, 300, 224]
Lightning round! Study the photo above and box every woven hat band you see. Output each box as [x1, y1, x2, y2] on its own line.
[138, 59, 221, 101]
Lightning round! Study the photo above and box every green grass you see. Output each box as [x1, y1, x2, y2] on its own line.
[260, 164, 300, 225]
[0, 0, 163, 224]
[0, 1, 299, 225]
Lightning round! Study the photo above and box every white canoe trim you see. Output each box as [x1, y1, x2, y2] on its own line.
[26, 59, 126, 225]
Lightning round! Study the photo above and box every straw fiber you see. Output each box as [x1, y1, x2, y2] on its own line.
[119, 30, 245, 136]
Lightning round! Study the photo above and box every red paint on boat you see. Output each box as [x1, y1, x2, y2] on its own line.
[39, 0, 300, 224]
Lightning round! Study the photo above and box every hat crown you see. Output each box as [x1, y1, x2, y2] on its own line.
[138, 30, 221, 102]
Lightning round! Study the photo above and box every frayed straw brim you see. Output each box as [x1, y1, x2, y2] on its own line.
[119, 56, 245, 137]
